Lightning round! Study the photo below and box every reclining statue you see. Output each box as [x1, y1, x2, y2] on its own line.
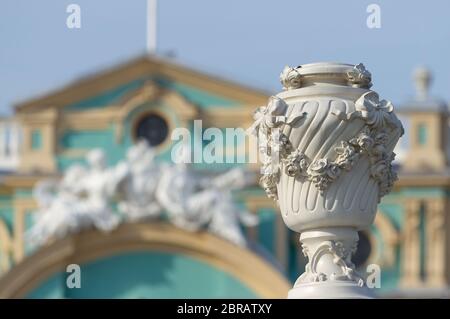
[26, 141, 258, 248]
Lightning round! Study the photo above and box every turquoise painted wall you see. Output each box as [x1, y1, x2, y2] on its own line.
[27, 273, 66, 299]
[27, 251, 257, 299]
[57, 75, 239, 171]
[67, 78, 148, 111]
[57, 103, 176, 170]
[257, 208, 276, 254]
[417, 123, 427, 145]
[31, 129, 42, 150]
[0, 195, 13, 232]
[155, 77, 239, 109]
[66, 76, 238, 112]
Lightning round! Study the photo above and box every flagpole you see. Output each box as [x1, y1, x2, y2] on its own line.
[147, 0, 157, 54]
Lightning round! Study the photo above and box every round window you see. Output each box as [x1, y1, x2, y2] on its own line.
[135, 113, 169, 146]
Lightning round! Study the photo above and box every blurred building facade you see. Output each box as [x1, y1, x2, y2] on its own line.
[0, 56, 448, 298]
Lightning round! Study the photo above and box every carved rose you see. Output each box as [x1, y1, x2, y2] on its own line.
[308, 159, 341, 191]
[374, 131, 389, 146]
[284, 150, 308, 177]
[335, 141, 359, 170]
[350, 128, 374, 152]
[280, 65, 302, 90]
[286, 163, 298, 177]
[308, 159, 328, 175]
[370, 160, 387, 180]
[327, 163, 341, 180]
[347, 63, 372, 88]
[371, 144, 387, 160]
[277, 133, 293, 157]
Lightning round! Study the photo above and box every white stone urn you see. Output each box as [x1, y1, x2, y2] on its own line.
[249, 62, 403, 298]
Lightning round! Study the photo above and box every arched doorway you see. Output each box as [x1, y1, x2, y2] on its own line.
[0, 222, 290, 298]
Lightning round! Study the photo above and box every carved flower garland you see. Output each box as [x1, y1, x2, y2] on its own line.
[355, 92, 404, 198]
[281, 131, 368, 195]
[248, 96, 305, 199]
[250, 90, 403, 201]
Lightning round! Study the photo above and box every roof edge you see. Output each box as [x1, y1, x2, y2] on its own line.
[15, 54, 270, 113]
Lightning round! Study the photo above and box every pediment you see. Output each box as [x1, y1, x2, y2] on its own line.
[113, 80, 199, 121]
[57, 80, 200, 138]
[15, 55, 268, 114]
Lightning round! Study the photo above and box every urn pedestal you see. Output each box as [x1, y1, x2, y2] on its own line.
[250, 62, 403, 299]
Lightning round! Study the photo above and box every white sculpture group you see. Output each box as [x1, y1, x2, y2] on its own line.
[27, 141, 258, 248]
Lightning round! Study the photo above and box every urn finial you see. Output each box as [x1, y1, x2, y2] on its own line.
[413, 66, 432, 100]
[250, 62, 403, 299]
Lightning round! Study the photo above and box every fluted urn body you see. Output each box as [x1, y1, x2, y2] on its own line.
[250, 62, 403, 298]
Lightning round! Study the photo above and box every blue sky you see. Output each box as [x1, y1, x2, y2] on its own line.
[1, 0, 450, 115]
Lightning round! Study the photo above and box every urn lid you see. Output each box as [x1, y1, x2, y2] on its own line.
[279, 62, 372, 91]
